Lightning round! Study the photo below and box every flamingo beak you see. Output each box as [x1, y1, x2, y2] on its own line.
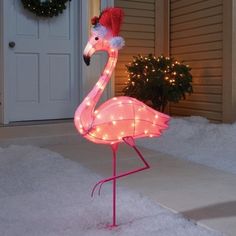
[83, 41, 95, 66]
[83, 55, 90, 66]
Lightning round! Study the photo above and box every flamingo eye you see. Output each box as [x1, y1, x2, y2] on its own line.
[95, 37, 99, 41]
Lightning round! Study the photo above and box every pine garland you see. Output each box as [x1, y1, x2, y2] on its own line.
[21, 0, 71, 17]
[123, 54, 193, 112]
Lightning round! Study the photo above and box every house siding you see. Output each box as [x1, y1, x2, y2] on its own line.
[114, 0, 156, 96]
[169, 0, 223, 122]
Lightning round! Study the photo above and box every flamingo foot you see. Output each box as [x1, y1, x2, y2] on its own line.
[97, 222, 119, 229]
[91, 178, 111, 197]
[91, 174, 121, 197]
[106, 223, 119, 229]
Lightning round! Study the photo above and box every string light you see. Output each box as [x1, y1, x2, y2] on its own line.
[102, 134, 108, 140]
[144, 130, 148, 134]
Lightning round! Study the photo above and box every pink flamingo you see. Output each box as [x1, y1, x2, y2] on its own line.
[74, 8, 170, 227]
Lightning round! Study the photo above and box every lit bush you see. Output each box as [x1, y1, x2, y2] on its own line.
[123, 54, 193, 112]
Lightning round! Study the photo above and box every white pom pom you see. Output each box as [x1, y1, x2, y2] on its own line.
[109, 37, 125, 50]
[92, 24, 108, 38]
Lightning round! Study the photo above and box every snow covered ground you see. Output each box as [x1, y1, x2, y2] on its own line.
[138, 116, 236, 174]
[0, 145, 222, 236]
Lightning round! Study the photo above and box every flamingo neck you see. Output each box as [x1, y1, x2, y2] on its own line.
[75, 50, 118, 133]
[90, 49, 118, 105]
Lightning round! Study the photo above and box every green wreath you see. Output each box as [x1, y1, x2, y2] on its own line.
[21, 0, 71, 17]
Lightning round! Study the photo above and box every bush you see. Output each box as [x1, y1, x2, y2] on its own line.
[123, 54, 193, 112]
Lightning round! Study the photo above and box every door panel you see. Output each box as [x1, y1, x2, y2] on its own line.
[16, 53, 39, 102]
[47, 11, 70, 39]
[15, 2, 39, 39]
[49, 54, 71, 101]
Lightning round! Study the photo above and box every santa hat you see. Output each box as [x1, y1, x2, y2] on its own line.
[91, 7, 124, 36]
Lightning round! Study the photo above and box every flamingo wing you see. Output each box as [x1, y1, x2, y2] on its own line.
[85, 96, 170, 144]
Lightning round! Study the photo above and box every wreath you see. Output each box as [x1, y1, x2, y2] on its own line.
[21, 0, 71, 18]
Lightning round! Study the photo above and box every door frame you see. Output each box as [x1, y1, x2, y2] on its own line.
[101, 0, 115, 97]
[0, 0, 4, 123]
[80, 0, 115, 102]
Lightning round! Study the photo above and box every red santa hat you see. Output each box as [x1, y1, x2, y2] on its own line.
[91, 7, 124, 36]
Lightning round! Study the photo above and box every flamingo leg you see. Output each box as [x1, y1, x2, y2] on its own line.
[112, 143, 117, 227]
[91, 137, 150, 197]
[91, 138, 150, 227]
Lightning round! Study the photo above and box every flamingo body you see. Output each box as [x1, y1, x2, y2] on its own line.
[75, 96, 169, 145]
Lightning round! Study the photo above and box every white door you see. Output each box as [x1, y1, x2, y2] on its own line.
[3, 0, 79, 123]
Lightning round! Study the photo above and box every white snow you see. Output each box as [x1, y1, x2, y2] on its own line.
[0, 145, 222, 236]
[137, 116, 236, 174]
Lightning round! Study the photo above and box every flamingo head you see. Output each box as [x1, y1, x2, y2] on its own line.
[83, 8, 125, 66]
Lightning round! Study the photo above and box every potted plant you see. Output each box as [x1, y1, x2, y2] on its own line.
[123, 54, 193, 112]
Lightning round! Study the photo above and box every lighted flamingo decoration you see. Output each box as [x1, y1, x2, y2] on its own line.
[74, 8, 170, 227]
